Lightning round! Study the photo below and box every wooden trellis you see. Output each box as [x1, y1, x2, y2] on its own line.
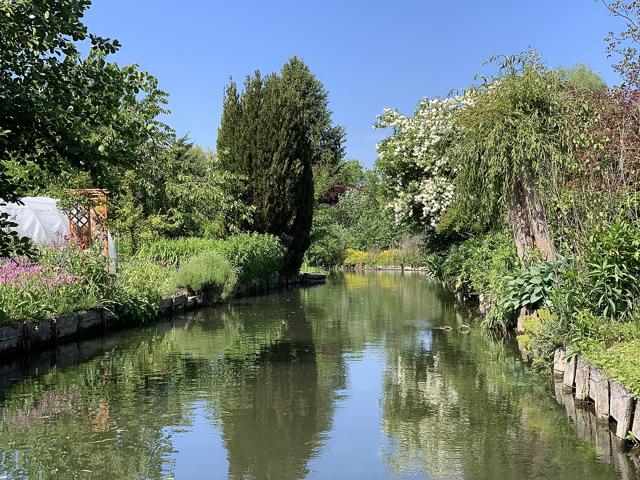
[67, 189, 111, 271]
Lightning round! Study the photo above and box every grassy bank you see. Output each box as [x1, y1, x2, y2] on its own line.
[0, 233, 286, 326]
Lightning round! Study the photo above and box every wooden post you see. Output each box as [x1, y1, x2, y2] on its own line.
[575, 356, 591, 401]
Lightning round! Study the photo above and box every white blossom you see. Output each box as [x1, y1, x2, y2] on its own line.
[375, 93, 473, 229]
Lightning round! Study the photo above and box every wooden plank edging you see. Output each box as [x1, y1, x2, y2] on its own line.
[554, 347, 638, 440]
[0, 273, 326, 360]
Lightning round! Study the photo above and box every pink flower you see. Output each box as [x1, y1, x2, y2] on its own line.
[0, 257, 78, 289]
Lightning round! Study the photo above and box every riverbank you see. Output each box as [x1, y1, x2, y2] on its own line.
[554, 347, 640, 443]
[353, 230, 635, 453]
[0, 272, 326, 358]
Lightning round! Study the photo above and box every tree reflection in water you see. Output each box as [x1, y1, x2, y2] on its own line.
[0, 272, 635, 480]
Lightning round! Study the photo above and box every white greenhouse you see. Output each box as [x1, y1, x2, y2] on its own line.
[1, 196, 116, 271]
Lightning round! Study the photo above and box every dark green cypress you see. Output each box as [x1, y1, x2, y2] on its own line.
[217, 71, 314, 273]
[280, 57, 345, 167]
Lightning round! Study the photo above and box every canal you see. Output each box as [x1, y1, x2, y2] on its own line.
[0, 272, 636, 479]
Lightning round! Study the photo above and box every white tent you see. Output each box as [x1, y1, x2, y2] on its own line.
[1, 196, 116, 272]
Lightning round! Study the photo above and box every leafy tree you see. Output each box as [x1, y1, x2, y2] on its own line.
[448, 54, 586, 261]
[217, 71, 314, 272]
[557, 63, 608, 91]
[603, 0, 640, 87]
[109, 142, 253, 253]
[306, 166, 411, 268]
[315, 159, 365, 205]
[375, 95, 467, 230]
[305, 205, 346, 267]
[0, 0, 170, 255]
[335, 171, 407, 250]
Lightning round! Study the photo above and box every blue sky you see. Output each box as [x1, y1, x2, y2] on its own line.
[85, 0, 623, 167]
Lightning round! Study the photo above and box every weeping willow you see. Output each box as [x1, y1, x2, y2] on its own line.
[447, 55, 589, 262]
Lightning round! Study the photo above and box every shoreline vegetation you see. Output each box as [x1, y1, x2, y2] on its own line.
[2, 0, 640, 467]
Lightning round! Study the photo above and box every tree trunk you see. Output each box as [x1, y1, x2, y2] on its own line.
[522, 171, 557, 261]
[508, 180, 535, 262]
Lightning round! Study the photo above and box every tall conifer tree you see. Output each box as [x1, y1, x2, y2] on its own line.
[217, 70, 314, 272]
[280, 57, 345, 167]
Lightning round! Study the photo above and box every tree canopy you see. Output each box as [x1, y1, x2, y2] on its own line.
[0, 0, 170, 255]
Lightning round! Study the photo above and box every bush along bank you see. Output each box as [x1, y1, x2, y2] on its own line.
[427, 228, 640, 445]
[341, 243, 431, 271]
[0, 233, 325, 357]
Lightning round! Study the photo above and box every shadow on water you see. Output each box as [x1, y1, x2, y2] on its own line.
[0, 271, 636, 479]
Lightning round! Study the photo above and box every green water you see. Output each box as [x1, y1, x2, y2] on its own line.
[0, 272, 637, 479]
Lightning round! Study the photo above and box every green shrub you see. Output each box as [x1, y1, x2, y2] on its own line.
[305, 239, 345, 268]
[584, 219, 640, 319]
[136, 237, 220, 266]
[423, 250, 448, 279]
[551, 219, 640, 323]
[516, 308, 557, 368]
[440, 230, 518, 330]
[0, 241, 109, 324]
[136, 234, 286, 282]
[111, 260, 175, 322]
[502, 258, 567, 313]
[173, 251, 237, 300]
[442, 231, 517, 297]
[305, 205, 346, 268]
[580, 339, 640, 398]
[211, 233, 286, 282]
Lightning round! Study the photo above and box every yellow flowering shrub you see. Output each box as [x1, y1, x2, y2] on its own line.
[344, 248, 369, 265]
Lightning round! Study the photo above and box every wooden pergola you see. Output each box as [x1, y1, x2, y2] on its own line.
[67, 189, 111, 271]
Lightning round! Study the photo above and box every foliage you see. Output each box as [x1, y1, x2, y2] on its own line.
[108, 143, 253, 254]
[440, 231, 519, 330]
[136, 238, 220, 266]
[111, 260, 174, 322]
[448, 53, 585, 238]
[136, 234, 286, 283]
[340, 243, 428, 268]
[502, 259, 567, 313]
[551, 219, 640, 322]
[375, 95, 469, 229]
[516, 308, 556, 365]
[441, 231, 517, 297]
[314, 158, 365, 207]
[305, 205, 346, 268]
[335, 171, 409, 251]
[376, 249, 402, 266]
[0, 240, 108, 323]
[173, 251, 237, 300]
[0, 0, 171, 255]
[306, 162, 409, 269]
[530, 308, 640, 395]
[583, 339, 640, 398]
[211, 233, 286, 283]
[343, 248, 369, 266]
[584, 219, 640, 318]
[217, 67, 314, 273]
[603, 0, 640, 87]
[280, 57, 346, 167]
[557, 63, 608, 91]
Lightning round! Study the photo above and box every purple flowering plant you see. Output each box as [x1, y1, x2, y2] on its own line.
[0, 236, 110, 324]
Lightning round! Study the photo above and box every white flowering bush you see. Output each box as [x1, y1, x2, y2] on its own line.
[375, 94, 472, 229]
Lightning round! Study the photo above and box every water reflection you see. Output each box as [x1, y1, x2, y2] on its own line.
[0, 272, 636, 479]
[554, 381, 640, 479]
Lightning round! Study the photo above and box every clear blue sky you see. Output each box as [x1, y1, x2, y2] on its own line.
[85, 0, 623, 167]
